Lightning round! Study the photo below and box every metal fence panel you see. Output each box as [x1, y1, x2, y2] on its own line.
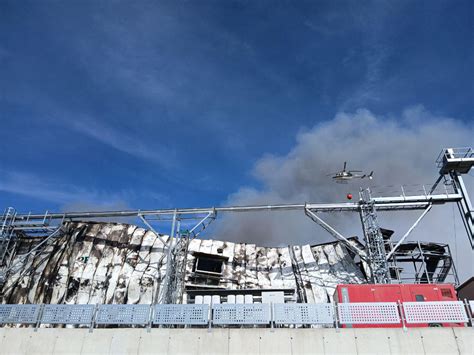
[338, 302, 400, 324]
[153, 304, 209, 325]
[273, 303, 334, 325]
[403, 301, 468, 324]
[96, 304, 150, 325]
[213, 304, 270, 325]
[0, 304, 40, 324]
[41, 304, 95, 325]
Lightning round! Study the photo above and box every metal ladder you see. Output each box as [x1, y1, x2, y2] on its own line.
[359, 190, 390, 284]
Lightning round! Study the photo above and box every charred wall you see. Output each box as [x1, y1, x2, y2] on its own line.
[1, 221, 366, 304]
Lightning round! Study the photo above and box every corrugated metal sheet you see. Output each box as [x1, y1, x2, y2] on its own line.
[1, 221, 367, 304]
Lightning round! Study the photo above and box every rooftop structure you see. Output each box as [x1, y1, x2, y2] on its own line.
[0, 148, 472, 304]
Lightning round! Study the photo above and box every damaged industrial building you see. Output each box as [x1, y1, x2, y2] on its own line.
[1, 221, 367, 306]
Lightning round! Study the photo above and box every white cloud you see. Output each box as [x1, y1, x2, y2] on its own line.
[71, 117, 177, 169]
[0, 170, 128, 210]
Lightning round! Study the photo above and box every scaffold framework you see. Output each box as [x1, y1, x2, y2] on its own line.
[0, 148, 472, 295]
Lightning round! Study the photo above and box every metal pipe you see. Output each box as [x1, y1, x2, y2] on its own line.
[11, 196, 460, 222]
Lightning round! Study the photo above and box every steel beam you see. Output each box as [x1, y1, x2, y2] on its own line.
[10, 196, 462, 223]
[385, 204, 432, 260]
[138, 215, 170, 247]
[304, 207, 367, 259]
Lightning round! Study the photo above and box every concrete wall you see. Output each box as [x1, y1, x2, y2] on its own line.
[0, 327, 471, 355]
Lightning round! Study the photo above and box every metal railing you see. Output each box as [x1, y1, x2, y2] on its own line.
[0, 301, 472, 330]
[368, 183, 458, 200]
[436, 147, 474, 169]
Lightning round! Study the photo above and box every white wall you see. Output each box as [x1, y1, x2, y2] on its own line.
[0, 327, 471, 355]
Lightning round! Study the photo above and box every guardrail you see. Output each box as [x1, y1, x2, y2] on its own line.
[0, 301, 472, 330]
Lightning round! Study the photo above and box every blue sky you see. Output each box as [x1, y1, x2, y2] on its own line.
[0, 0, 473, 215]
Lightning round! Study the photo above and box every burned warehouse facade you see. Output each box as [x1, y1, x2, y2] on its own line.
[1, 221, 368, 306]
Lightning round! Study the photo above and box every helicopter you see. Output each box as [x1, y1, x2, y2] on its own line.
[327, 162, 373, 183]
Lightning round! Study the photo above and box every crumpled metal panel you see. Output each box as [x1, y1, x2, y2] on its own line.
[96, 304, 150, 325]
[212, 304, 270, 324]
[41, 304, 95, 324]
[273, 303, 334, 324]
[153, 304, 209, 325]
[3, 221, 367, 306]
[403, 301, 468, 324]
[338, 302, 400, 324]
[0, 304, 40, 324]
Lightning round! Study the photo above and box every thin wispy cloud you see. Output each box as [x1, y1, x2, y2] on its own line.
[0, 170, 132, 211]
[0, 170, 100, 205]
[71, 118, 177, 169]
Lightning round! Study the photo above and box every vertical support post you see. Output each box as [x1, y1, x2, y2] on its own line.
[89, 304, 98, 333]
[147, 303, 153, 333]
[451, 172, 474, 247]
[334, 302, 339, 332]
[429, 175, 444, 195]
[359, 189, 390, 284]
[418, 241, 431, 284]
[34, 304, 44, 332]
[398, 300, 407, 331]
[160, 210, 178, 304]
[463, 299, 473, 328]
[445, 244, 460, 285]
[208, 300, 213, 333]
[270, 302, 274, 332]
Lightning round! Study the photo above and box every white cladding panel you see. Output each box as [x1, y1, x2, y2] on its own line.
[261, 291, 285, 304]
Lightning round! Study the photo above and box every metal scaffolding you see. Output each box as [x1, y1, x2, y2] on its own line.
[0, 147, 472, 291]
[359, 190, 389, 283]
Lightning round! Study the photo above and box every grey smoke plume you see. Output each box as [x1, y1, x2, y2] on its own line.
[214, 107, 473, 278]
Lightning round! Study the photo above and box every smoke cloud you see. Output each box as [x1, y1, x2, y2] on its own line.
[214, 106, 473, 278]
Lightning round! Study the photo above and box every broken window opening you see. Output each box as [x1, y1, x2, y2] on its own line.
[195, 256, 224, 275]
